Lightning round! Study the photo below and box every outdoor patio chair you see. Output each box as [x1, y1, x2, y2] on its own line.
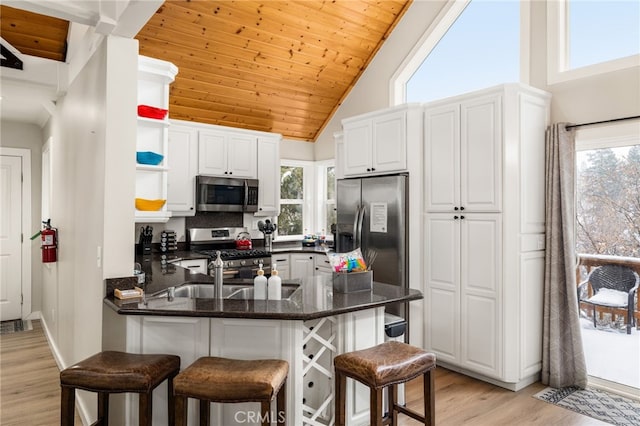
[578, 264, 639, 334]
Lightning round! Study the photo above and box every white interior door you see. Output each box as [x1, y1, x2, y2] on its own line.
[0, 155, 23, 321]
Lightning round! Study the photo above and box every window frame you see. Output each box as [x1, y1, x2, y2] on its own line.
[546, 0, 640, 85]
[277, 159, 314, 241]
[276, 159, 336, 241]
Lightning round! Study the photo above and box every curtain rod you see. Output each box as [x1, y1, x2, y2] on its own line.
[565, 115, 640, 130]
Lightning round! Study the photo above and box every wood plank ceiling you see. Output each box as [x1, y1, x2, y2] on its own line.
[1, 1, 411, 141]
[0, 6, 69, 62]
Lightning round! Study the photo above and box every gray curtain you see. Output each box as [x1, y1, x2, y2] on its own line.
[541, 123, 588, 389]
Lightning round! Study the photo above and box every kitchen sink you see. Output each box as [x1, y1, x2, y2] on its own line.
[226, 284, 301, 301]
[151, 284, 251, 299]
[150, 282, 301, 301]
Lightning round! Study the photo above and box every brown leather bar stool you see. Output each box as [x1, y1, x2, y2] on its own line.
[60, 351, 180, 426]
[334, 341, 436, 426]
[174, 356, 289, 426]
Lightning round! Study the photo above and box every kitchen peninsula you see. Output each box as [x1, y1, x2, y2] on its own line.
[103, 259, 421, 426]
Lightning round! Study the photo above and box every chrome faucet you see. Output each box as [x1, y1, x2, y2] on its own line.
[212, 250, 224, 299]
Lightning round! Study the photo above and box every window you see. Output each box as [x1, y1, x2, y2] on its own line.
[277, 160, 335, 240]
[547, 0, 640, 83]
[405, 0, 521, 103]
[278, 163, 306, 238]
[316, 162, 336, 238]
[576, 123, 640, 257]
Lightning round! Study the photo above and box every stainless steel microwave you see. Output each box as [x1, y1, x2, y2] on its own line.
[196, 176, 259, 213]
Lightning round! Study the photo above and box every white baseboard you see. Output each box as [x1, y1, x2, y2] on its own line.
[437, 361, 540, 391]
[40, 316, 93, 425]
[26, 311, 41, 320]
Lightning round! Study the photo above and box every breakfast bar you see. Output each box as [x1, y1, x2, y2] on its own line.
[103, 260, 422, 426]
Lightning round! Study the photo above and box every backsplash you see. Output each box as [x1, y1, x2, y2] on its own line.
[185, 212, 243, 229]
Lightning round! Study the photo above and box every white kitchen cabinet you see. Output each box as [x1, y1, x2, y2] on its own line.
[167, 121, 198, 215]
[290, 253, 315, 279]
[425, 213, 502, 377]
[342, 105, 421, 177]
[314, 253, 333, 277]
[423, 84, 550, 390]
[424, 94, 502, 213]
[255, 136, 281, 215]
[272, 253, 290, 280]
[198, 130, 257, 178]
[135, 56, 178, 223]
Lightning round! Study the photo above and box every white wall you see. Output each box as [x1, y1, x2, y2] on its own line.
[314, 0, 640, 158]
[39, 35, 138, 423]
[0, 121, 43, 313]
[280, 137, 315, 161]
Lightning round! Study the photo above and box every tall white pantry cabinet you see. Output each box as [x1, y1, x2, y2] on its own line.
[423, 84, 551, 390]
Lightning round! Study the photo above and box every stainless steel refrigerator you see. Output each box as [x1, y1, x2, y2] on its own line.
[336, 173, 409, 335]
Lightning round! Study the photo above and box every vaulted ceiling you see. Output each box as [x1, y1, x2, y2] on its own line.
[1, 1, 411, 141]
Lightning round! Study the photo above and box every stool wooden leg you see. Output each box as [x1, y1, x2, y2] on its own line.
[98, 392, 109, 425]
[335, 370, 346, 426]
[139, 392, 152, 426]
[60, 386, 75, 426]
[167, 375, 176, 426]
[424, 370, 435, 426]
[175, 395, 188, 426]
[389, 384, 398, 425]
[199, 400, 210, 426]
[277, 379, 286, 426]
[370, 387, 383, 426]
[261, 401, 271, 426]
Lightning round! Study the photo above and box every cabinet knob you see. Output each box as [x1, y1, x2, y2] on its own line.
[224, 171, 228, 174]
[371, 167, 375, 171]
[454, 207, 459, 211]
[460, 206, 465, 211]
[190, 207, 194, 210]
[366, 168, 371, 172]
[229, 171, 232, 175]
[454, 215, 459, 220]
[460, 215, 465, 220]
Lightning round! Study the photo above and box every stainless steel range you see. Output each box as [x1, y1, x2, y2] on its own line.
[188, 227, 272, 278]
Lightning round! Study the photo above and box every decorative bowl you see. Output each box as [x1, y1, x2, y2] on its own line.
[135, 198, 166, 211]
[137, 105, 168, 120]
[136, 151, 164, 166]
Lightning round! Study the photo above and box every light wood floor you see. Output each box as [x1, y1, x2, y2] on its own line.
[1, 320, 606, 425]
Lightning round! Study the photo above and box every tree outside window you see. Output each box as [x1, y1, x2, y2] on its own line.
[278, 165, 304, 236]
[577, 145, 640, 257]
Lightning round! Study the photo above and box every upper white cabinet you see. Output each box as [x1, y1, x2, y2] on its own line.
[425, 94, 502, 212]
[167, 121, 198, 216]
[165, 120, 281, 217]
[135, 56, 178, 223]
[423, 84, 551, 389]
[256, 136, 281, 215]
[199, 130, 257, 178]
[341, 104, 421, 177]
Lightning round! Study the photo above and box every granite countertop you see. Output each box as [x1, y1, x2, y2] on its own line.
[105, 256, 422, 321]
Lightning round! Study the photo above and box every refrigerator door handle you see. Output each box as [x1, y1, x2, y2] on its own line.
[357, 204, 365, 249]
[353, 205, 361, 248]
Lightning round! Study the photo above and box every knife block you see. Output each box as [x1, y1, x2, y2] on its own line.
[137, 242, 152, 255]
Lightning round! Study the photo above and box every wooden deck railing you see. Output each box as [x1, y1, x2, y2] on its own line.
[577, 253, 640, 330]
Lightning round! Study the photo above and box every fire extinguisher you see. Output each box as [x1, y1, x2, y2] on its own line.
[40, 219, 57, 263]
